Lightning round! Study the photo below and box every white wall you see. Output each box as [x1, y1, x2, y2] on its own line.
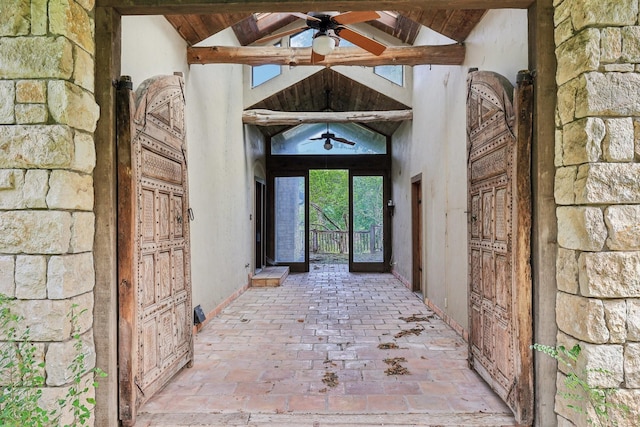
[391, 9, 528, 331]
[121, 17, 266, 316]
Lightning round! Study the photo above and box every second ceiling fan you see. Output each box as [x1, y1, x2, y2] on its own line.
[257, 11, 387, 63]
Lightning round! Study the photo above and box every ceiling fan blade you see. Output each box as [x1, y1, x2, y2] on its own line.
[331, 136, 356, 146]
[309, 137, 325, 141]
[255, 23, 308, 44]
[332, 11, 380, 25]
[335, 27, 386, 56]
[289, 12, 321, 22]
[310, 50, 325, 64]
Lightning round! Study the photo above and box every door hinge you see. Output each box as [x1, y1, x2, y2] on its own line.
[114, 76, 133, 90]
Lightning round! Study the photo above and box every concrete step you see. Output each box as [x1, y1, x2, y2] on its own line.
[251, 266, 289, 287]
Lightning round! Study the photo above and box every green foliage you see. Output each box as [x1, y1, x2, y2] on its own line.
[0, 296, 53, 426]
[0, 297, 106, 427]
[309, 169, 348, 231]
[353, 175, 383, 231]
[309, 170, 383, 232]
[532, 343, 631, 426]
[58, 305, 107, 427]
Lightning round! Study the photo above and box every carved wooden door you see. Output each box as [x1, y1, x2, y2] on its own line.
[117, 74, 193, 426]
[467, 70, 533, 425]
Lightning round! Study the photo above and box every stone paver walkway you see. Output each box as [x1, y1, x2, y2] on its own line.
[135, 265, 516, 426]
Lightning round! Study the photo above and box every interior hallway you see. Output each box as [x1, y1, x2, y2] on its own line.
[134, 265, 516, 426]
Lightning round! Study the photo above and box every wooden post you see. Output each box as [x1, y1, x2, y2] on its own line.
[513, 69, 534, 425]
[116, 75, 137, 427]
[369, 225, 376, 254]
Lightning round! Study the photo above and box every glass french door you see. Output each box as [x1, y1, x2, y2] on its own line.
[273, 175, 308, 272]
[350, 173, 388, 272]
[269, 171, 389, 273]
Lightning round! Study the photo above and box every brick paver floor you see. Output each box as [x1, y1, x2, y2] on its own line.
[135, 264, 516, 426]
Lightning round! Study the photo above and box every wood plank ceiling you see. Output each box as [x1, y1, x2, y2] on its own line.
[165, 10, 486, 137]
[246, 68, 411, 137]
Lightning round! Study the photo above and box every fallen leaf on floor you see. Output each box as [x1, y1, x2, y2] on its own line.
[378, 342, 399, 350]
[386, 364, 410, 375]
[384, 357, 410, 375]
[394, 324, 425, 338]
[322, 371, 339, 387]
[241, 318, 249, 322]
[323, 359, 337, 367]
[400, 314, 434, 322]
[297, 319, 304, 323]
[318, 388, 327, 393]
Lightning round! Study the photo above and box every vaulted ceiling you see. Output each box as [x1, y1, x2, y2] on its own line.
[165, 10, 486, 46]
[246, 68, 411, 137]
[164, 10, 487, 137]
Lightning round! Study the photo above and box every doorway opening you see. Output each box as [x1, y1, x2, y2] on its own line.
[309, 169, 349, 266]
[255, 179, 266, 273]
[411, 174, 422, 293]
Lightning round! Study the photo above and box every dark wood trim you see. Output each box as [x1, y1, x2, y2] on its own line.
[98, 0, 534, 14]
[267, 154, 390, 172]
[411, 175, 422, 292]
[255, 179, 266, 271]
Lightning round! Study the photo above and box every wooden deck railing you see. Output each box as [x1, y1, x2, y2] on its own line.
[308, 225, 382, 254]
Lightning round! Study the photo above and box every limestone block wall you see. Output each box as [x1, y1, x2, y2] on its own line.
[554, 0, 640, 424]
[0, 0, 99, 422]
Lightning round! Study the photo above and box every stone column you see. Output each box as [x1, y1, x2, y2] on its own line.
[0, 0, 99, 424]
[554, 0, 640, 425]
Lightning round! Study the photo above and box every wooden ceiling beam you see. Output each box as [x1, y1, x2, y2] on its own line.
[243, 109, 413, 126]
[188, 44, 465, 66]
[99, 0, 534, 15]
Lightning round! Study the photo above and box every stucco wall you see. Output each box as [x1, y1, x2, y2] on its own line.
[391, 9, 528, 331]
[121, 17, 266, 318]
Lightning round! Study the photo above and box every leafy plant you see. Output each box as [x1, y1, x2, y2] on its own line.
[0, 296, 53, 426]
[532, 343, 630, 426]
[58, 305, 107, 426]
[0, 296, 106, 427]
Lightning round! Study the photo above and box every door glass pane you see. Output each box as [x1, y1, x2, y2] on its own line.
[309, 170, 348, 264]
[353, 176, 383, 263]
[275, 177, 305, 263]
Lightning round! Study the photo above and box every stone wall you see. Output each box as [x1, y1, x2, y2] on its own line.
[0, 0, 99, 422]
[554, 0, 640, 425]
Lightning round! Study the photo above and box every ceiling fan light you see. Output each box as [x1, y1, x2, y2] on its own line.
[323, 140, 333, 150]
[312, 34, 336, 55]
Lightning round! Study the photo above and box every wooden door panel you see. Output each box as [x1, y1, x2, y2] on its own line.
[467, 70, 533, 425]
[117, 74, 193, 426]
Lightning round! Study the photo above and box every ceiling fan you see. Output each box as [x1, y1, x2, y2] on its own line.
[256, 11, 387, 63]
[310, 124, 357, 150]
